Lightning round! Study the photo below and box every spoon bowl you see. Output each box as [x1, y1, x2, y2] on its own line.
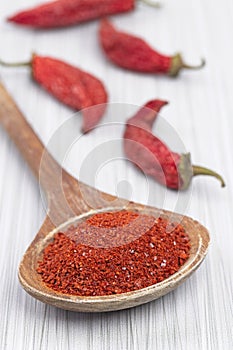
[19, 205, 209, 312]
[0, 82, 210, 312]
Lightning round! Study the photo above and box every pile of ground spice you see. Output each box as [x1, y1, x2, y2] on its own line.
[37, 210, 190, 296]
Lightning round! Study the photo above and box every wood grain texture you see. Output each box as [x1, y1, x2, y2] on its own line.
[0, 82, 210, 312]
[0, 0, 233, 348]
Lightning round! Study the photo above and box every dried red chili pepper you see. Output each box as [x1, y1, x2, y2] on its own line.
[124, 100, 225, 189]
[37, 210, 191, 296]
[99, 19, 205, 77]
[0, 55, 108, 132]
[7, 0, 159, 29]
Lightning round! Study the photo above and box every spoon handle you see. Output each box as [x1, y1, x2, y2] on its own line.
[0, 82, 61, 188]
[0, 81, 122, 223]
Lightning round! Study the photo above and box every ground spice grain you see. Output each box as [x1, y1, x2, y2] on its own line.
[37, 210, 191, 296]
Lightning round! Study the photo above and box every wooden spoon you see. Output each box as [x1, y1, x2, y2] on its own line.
[0, 82, 210, 312]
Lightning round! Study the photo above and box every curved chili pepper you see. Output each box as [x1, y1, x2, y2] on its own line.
[7, 0, 159, 29]
[99, 19, 205, 77]
[124, 100, 225, 190]
[0, 55, 108, 133]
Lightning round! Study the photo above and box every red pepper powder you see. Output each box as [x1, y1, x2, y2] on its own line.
[37, 211, 190, 296]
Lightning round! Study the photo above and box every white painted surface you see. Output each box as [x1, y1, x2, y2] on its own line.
[0, 0, 232, 349]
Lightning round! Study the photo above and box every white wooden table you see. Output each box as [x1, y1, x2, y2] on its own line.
[0, 1, 232, 349]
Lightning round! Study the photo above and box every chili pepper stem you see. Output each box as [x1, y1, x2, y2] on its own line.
[182, 60, 206, 70]
[0, 58, 31, 68]
[139, 0, 161, 8]
[178, 154, 225, 190]
[169, 53, 206, 77]
[192, 165, 225, 187]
